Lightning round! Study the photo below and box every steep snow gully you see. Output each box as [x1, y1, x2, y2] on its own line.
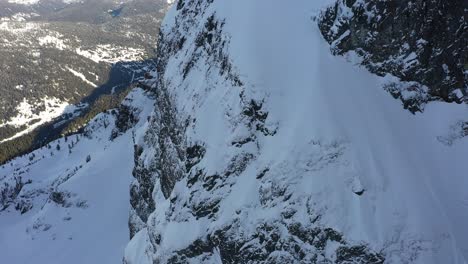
[0, 0, 467, 263]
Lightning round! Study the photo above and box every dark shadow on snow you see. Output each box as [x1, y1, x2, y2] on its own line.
[31, 58, 155, 148]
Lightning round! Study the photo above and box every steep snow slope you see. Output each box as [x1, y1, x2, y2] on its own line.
[0, 88, 155, 264]
[126, 1, 468, 263]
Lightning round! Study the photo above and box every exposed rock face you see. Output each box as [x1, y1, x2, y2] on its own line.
[125, 1, 468, 263]
[126, 1, 384, 263]
[318, 0, 467, 112]
[129, 73, 186, 237]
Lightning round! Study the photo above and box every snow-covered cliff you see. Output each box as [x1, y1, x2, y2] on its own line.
[1, 1, 466, 263]
[125, 0, 468, 263]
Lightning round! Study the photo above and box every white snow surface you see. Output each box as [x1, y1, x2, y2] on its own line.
[75, 45, 146, 64]
[126, 1, 468, 263]
[0, 0, 466, 263]
[7, 0, 40, 5]
[38, 34, 68, 50]
[0, 88, 155, 264]
[65, 67, 98, 88]
[0, 97, 79, 143]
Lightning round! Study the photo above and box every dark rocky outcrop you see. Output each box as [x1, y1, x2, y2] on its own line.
[0, 176, 29, 211]
[111, 105, 139, 140]
[318, 0, 467, 112]
[167, 222, 384, 264]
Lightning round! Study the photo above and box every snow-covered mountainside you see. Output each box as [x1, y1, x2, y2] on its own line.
[0, 88, 155, 264]
[125, 0, 468, 263]
[1, 0, 467, 263]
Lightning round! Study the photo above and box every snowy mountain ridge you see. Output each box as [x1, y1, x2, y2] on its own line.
[0, 0, 467, 263]
[124, 0, 468, 263]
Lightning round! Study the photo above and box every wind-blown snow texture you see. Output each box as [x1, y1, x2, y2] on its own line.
[125, 1, 468, 263]
[0, 88, 155, 264]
